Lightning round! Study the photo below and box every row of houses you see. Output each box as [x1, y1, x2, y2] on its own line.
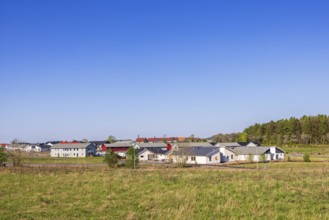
[49, 141, 285, 164]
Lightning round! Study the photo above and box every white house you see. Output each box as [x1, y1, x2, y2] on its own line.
[220, 146, 285, 163]
[172, 146, 220, 165]
[24, 145, 42, 152]
[50, 143, 96, 158]
[137, 147, 170, 161]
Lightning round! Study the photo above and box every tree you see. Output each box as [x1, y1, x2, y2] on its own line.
[237, 132, 248, 142]
[125, 147, 138, 169]
[104, 150, 119, 168]
[81, 138, 88, 143]
[107, 135, 116, 143]
[7, 150, 22, 167]
[0, 147, 7, 165]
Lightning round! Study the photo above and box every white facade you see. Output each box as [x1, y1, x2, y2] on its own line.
[138, 149, 168, 161]
[220, 146, 284, 163]
[173, 152, 220, 165]
[24, 145, 42, 152]
[50, 144, 96, 158]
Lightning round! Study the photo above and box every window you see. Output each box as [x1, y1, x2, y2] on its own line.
[209, 156, 212, 161]
[191, 156, 196, 161]
[231, 155, 233, 159]
[215, 156, 218, 161]
[186, 157, 188, 161]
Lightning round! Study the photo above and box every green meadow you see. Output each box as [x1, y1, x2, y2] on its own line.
[1, 162, 328, 220]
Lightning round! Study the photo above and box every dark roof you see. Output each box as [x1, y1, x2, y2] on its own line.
[90, 141, 107, 145]
[137, 147, 169, 155]
[172, 147, 219, 157]
[238, 141, 260, 146]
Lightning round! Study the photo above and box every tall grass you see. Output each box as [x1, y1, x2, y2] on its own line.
[0, 163, 328, 219]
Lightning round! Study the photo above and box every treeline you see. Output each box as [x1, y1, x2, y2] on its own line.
[211, 132, 247, 143]
[244, 115, 329, 145]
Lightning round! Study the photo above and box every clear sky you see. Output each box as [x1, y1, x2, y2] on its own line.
[1, 0, 329, 143]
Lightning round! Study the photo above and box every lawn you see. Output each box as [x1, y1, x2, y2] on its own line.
[21, 156, 105, 164]
[0, 162, 328, 219]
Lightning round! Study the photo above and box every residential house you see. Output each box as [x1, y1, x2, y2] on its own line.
[137, 147, 170, 161]
[104, 141, 135, 157]
[24, 145, 42, 152]
[39, 144, 52, 152]
[172, 146, 220, 165]
[50, 143, 96, 157]
[220, 146, 285, 163]
[216, 141, 260, 148]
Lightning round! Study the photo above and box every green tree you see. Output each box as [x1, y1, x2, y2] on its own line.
[104, 150, 119, 168]
[0, 147, 7, 165]
[107, 135, 116, 143]
[125, 147, 139, 169]
[237, 132, 248, 142]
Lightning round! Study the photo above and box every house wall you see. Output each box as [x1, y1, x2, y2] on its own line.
[138, 150, 168, 161]
[173, 153, 220, 165]
[50, 146, 96, 158]
[220, 148, 238, 162]
[138, 150, 154, 161]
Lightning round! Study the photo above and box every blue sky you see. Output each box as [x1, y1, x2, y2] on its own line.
[1, 0, 329, 143]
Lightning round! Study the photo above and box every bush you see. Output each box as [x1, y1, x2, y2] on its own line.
[125, 147, 139, 169]
[303, 154, 311, 162]
[7, 150, 22, 166]
[0, 147, 7, 165]
[104, 150, 119, 168]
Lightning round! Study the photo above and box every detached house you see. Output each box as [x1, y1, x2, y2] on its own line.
[172, 146, 220, 165]
[50, 143, 96, 157]
[135, 143, 172, 161]
[104, 141, 135, 157]
[220, 146, 285, 163]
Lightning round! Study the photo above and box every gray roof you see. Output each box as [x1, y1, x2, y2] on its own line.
[173, 142, 213, 148]
[51, 143, 94, 149]
[172, 147, 219, 157]
[105, 141, 134, 148]
[135, 143, 167, 148]
[225, 146, 270, 155]
[217, 142, 241, 147]
[137, 147, 169, 155]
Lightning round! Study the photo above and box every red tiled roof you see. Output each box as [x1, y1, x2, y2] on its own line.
[60, 141, 80, 144]
[135, 138, 147, 142]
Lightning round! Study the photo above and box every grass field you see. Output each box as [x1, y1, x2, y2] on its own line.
[1, 162, 328, 219]
[21, 156, 105, 164]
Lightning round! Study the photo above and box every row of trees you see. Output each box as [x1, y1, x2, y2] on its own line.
[244, 115, 329, 145]
[211, 132, 248, 144]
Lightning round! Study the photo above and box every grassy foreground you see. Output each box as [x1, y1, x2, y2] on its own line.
[0, 162, 329, 220]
